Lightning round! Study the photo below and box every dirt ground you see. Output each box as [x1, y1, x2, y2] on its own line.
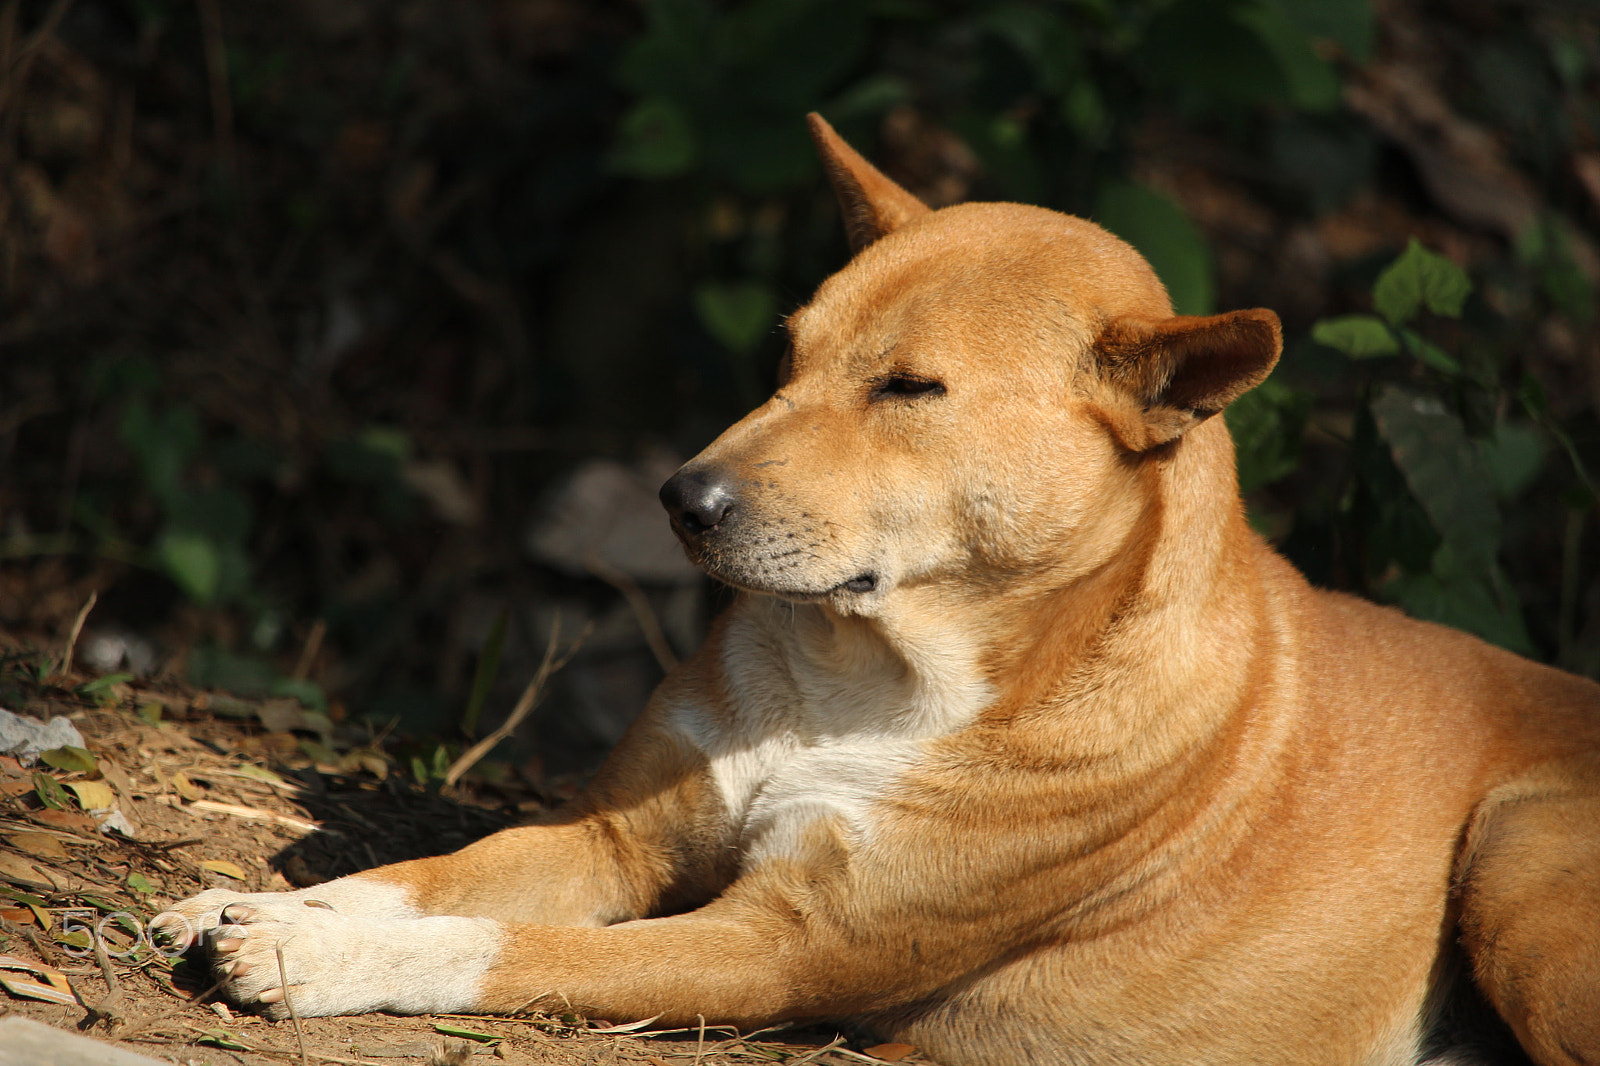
[0, 631, 926, 1066]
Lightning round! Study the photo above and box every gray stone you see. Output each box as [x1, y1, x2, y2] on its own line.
[0, 1017, 174, 1066]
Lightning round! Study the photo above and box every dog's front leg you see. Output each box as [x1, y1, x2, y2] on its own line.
[205, 820, 923, 1025]
[155, 705, 739, 1016]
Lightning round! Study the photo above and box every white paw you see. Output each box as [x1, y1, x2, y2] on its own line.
[154, 889, 501, 1018]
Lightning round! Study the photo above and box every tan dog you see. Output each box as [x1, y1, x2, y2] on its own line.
[159, 115, 1600, 1066]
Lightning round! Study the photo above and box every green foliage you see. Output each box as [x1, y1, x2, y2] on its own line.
[460, 610, 508, 739]
[1095, 181, 1215, 315]
[694, 280, 779, 355]
[1372, 239, 1472, 324]
[1269, 241, 1591, 654]
[1226, 378, 1311, 495]
[611, 0, 1362, 362]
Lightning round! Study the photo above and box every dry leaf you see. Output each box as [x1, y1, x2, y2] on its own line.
[171, 771, 204, 801]
[64, 780, 116, 810]
[5, 833, 69, 860]
[0, 907, 34, 924]
[863, 1043, 917, 1062]
[0, 972, 78, 1005]
[0, 853, 57, 891]
[200, 859, 248, 880]
[32, 809, 97, 833]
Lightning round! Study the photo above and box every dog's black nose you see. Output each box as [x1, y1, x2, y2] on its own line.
[660, 466, 738, 535]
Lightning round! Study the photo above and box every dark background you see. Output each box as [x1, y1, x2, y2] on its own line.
[2, 0, 1597, 784]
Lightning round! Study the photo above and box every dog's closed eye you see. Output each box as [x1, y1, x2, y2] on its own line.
[871, 372, 946, 402]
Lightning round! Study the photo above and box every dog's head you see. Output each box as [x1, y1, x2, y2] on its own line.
[661, 115, 1280, 615]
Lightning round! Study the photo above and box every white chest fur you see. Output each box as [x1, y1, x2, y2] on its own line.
[670, 598, 993, 861]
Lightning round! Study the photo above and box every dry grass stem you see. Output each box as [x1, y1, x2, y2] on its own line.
[187, 799, 322, 834]
[586, 553, 679, 672]
[276, 941, 309, 1066]
[292, 619, 327, 683]
[443, 617, 590, 787]
[56, 589, 97, 681]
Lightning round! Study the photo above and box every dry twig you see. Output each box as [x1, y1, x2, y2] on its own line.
[443, 617, 590, 787]
[277, 941, 310, 1066]
[56, 589, 97, 681]
[586, 553, 679, 673]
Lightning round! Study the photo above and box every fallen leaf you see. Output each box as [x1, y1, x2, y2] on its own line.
[0, 972, 77, 1005]
[200, 859, 247, 880]
[0, 778, 33, 798]
[230, 763, 294, 789]
[863, 1043, 917, 1062]
[32, 773, 72, 810]
[171, 771, 203, 801]
[195, 1028, 251, 1051]
[127, 871, 156, 896]
[0, 854, 56, 892]
[39, 745, 96, 775]
[6, 833, 69, 860]
[64, 780, 116, 810]
[32, 809, 97, 833]
[0, 907, 34, 924]
[433, 1022, 499, 1042]
[0, 890, 51, 927]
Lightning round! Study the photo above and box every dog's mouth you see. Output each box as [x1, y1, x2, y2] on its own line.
[837, 573, 877, 594]
[687, 553, 881, 603]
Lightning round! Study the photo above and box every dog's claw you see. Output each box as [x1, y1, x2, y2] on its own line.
[222, 905, 255, 921]
[258, 987, 285, 1004]
[215, 937, 244, 953]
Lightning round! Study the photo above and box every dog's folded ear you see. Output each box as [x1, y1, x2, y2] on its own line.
[807, 112, 930, 253]
[1093, 308, 1282, 450]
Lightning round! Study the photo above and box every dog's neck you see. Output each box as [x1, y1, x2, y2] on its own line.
[819, 419, 1266, 760]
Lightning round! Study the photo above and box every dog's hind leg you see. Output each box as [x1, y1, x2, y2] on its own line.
[1457, 787, 1600, 1066]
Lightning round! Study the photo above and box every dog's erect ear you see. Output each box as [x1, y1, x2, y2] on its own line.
[807, 112, 930, 253]
[1093, 308, 1282, 450]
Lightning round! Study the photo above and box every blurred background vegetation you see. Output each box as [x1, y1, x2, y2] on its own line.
[1, 0, 1597, 784]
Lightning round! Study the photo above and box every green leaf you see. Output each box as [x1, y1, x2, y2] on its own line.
[693, 280, 777, 354]
[1370, 385, 1500, 570]
[155, 529, 221, 604]
[196, 1029, 251, 1052]
[434, 1023, 500, 1043]
[1399, 330, 1462, 375]
[610, 97, 698, 179]
[1476, 422, 1546, 501]
[126, 871, 156, 897]
[1236, 0, 1341, 112]
[53, 929, 92, 950]
[461, 610, 507, 738]
[1094, 181, 1214, 316]
[1386, 551, 1532, 655]
[75, 674, 134, 697]
[39, 746, 97, 775]
[1310, 314, 1399, 358]
[1225, 377, 1311, 494]
[269, 676, 328, 713]
[32, 772, 73, 811]
[1277, 0, 1375, 62]
[1373, 239, 1471, 325]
